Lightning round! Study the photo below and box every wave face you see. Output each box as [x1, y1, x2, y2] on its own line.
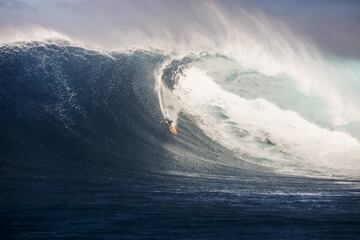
[0, 42, 168, 177]
[1, 41, 360, 180]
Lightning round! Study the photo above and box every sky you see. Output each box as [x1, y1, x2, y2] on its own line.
[0, 0, 359, 57]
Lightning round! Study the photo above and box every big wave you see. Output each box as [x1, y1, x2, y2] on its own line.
[1, 40, 359, 181]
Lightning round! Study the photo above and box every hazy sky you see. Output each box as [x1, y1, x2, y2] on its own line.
[0, 0, 359, 57]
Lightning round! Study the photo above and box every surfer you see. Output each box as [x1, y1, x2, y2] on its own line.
[165, 118, 177, 135]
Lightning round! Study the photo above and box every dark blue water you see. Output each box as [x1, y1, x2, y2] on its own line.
[1, 42, 359, 239]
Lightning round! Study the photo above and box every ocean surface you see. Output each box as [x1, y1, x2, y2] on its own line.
[1, 41, 360, 239]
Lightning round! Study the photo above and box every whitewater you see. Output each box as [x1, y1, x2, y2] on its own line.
[150, 6, 360, 179]
[154, 51, 360, 179]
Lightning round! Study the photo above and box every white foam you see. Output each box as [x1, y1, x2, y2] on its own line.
[174, 67, 360, 177]
[154, 56, 183, 125]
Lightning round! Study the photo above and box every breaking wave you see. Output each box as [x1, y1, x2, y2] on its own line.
[0, 39, 359, 181]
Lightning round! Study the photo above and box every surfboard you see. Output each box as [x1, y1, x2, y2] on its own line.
[168, 124, 177, 135]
